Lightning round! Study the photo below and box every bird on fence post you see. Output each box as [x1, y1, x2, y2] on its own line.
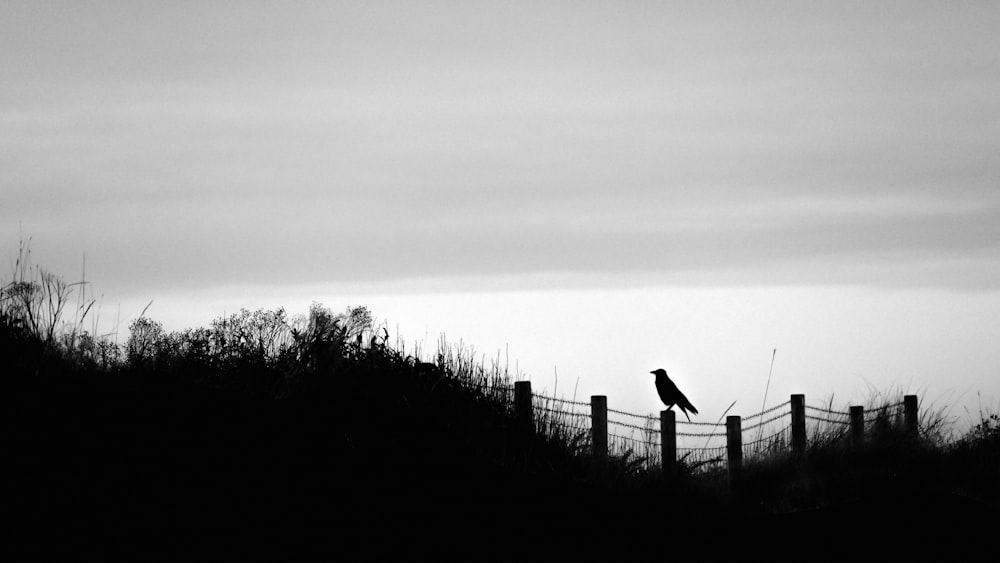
[650, 368, 698, 422]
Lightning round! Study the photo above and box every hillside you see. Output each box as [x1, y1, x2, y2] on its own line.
[5, 321, 685, 558]
[3, 274, 997, 558]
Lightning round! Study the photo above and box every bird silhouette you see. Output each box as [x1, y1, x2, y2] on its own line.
[650, 368, 698, 422]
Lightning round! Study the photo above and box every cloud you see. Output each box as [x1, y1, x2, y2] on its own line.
[2, 2, 999, 294]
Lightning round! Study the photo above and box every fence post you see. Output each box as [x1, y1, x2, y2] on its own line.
[850, 406, 864, 449]
[904, 395, 918, 436]
[791, 394, 806, 457]
[661, 409, 676, 481]
[726, 415, 742, 490]
[591, 395, 608, 470]
[515, 381, 533, 436]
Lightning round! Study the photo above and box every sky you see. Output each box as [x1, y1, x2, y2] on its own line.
[2, 1, 999, 434]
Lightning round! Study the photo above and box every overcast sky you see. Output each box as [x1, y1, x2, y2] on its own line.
[4, 1, 998, 297]
[3, 2, 999, 429]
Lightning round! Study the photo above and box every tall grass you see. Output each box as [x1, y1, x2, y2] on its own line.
[4, 241, 998, 515]
[1, 238, 114, 370]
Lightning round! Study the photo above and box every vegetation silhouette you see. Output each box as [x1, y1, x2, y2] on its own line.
[3, 241, 997, 557]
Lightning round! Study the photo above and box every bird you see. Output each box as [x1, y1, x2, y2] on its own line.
[650, 368, 698, 422]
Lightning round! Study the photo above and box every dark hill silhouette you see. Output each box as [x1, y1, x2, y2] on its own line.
[3, 296, 996, 558]
[3, 322, 720, 558]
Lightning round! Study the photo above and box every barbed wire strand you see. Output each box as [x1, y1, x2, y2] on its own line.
[742, 401, 792, 421]
[533, 393, 591, 408]
[805, 404, 851, 417]
[741, 410, 791, 432]
[498, 389, 919, 457]
[537, 405, 590, 419]
[531, 391, 794, 426]
[864, 405, 904, 422]
[606, 407, 657, 423]
[608, 419, 658, 433]
[677, 430, 728, 438]
[805, 414, 850, 426]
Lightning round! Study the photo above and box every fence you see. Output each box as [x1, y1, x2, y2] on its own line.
[510, 381, 919, 487]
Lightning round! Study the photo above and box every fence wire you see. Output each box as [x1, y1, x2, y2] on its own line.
[530, 390, 802, 460]
[536, 394, 591, 408]
[744, 401, 792, 421]
[741, 426, 792, 463]
[609, 432, 660, 456]
[864, 402, 905, 423]
[546, 418, 589, 435]
[742, 409, 791, 432]
[805, 404, 851, 417]
[537, 404, 589, 419]
[606, 407, 657, 424]
[679, 446, 728, 469]
[475, 382, 918, 475]
[605, 407, 722, 428]
[805, 413, 850, 426]
[608, 418, 656, 433]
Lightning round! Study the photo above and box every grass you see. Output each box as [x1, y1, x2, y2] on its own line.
[4, 241, 999, 557]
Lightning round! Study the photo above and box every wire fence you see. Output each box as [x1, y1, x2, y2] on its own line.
[470, 377, 919, 476]
[805, 402, 907, 432]
[456, 370, 916, 480]
[523, 387, 794, 471]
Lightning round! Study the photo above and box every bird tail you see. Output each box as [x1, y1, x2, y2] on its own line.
[681, 402, 698, 422]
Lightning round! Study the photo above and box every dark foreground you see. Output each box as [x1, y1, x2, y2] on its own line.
[9, 371, 994, 561]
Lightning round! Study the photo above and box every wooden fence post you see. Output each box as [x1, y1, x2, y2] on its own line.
[591, 395, 608, 470]
[904, 395, 918, 436]
[661, 409, 676, 481]
[726, 415, 742, 489]
[791, 394, 806, 457]
[850, 406, 864, 449]
[515, 381, 533, 436]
